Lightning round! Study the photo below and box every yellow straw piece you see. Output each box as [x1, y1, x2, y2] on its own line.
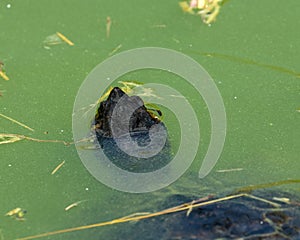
[0, 134, 22, 145]
[106, 16, 111, 38]
[5, 208, 22, 217]
[179, 2, 194, 14]
[51, 160, 65, 175]
[64, 200, 86, 211]
[0, 133, 72, 146]
[0, 113, 34, 131]
[0, 71, 9, 80]
[109, 44, 122, 56]
[56, 32, 74, 46]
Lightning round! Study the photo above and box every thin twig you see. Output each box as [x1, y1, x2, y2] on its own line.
[235, 179, 300, 193]
[109, 44, 122, 56]
[0, 133, 71, 145]
[106, 16, 111, 38]
[0, 133, 96, 146]
[0, 113, 34, 131]
[51, 160, 65, 175]
[0, 71, 9, 81]
[216, 168, 243, 173]
[65, 200, 87, 211]
[0, 135, 22, 144]
[56, 32, 74, 46]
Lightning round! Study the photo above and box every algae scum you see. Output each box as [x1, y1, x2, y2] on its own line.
[15, 86, 300, 240]
[1, 0, 300, 239]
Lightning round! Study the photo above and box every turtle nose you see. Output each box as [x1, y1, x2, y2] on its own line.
[109, 87, 125, 102]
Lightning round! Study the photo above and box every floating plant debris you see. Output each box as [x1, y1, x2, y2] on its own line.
[0, 61, 9, 80]
[0, 113, 34, 131]
[108, 44, 122, 56]
[43, 32, 74, 47]
[179, 0, 225, 25]
[64, 200, 86, 211]
[43, 33, 63, 46]
[56, 32, 74, 46]
[191, 51, 300, 78]
[51, 160, 65, 175]
[5, 207, 27, 221]
[216, 167, 244, 173]
[0, 133, 71, 145]
[106, 16, 111, 38]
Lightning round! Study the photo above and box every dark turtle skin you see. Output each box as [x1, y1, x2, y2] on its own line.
[115, 191, 300, 240]
[92, 87, 171, 173]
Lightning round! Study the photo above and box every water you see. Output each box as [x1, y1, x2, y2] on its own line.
[1, 0, 299, 239]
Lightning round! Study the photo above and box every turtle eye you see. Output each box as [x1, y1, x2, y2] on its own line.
[156, 110, 162, 117]
[147, 108, 163, 119]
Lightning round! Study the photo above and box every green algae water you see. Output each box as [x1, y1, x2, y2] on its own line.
[1, 0, 300, 239]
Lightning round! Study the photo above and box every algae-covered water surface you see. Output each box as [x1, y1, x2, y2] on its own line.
[1, 0, 299, 239]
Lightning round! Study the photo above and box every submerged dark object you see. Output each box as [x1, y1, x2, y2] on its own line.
[93, 87, 170, 172]
[117, 191, 300, 240]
